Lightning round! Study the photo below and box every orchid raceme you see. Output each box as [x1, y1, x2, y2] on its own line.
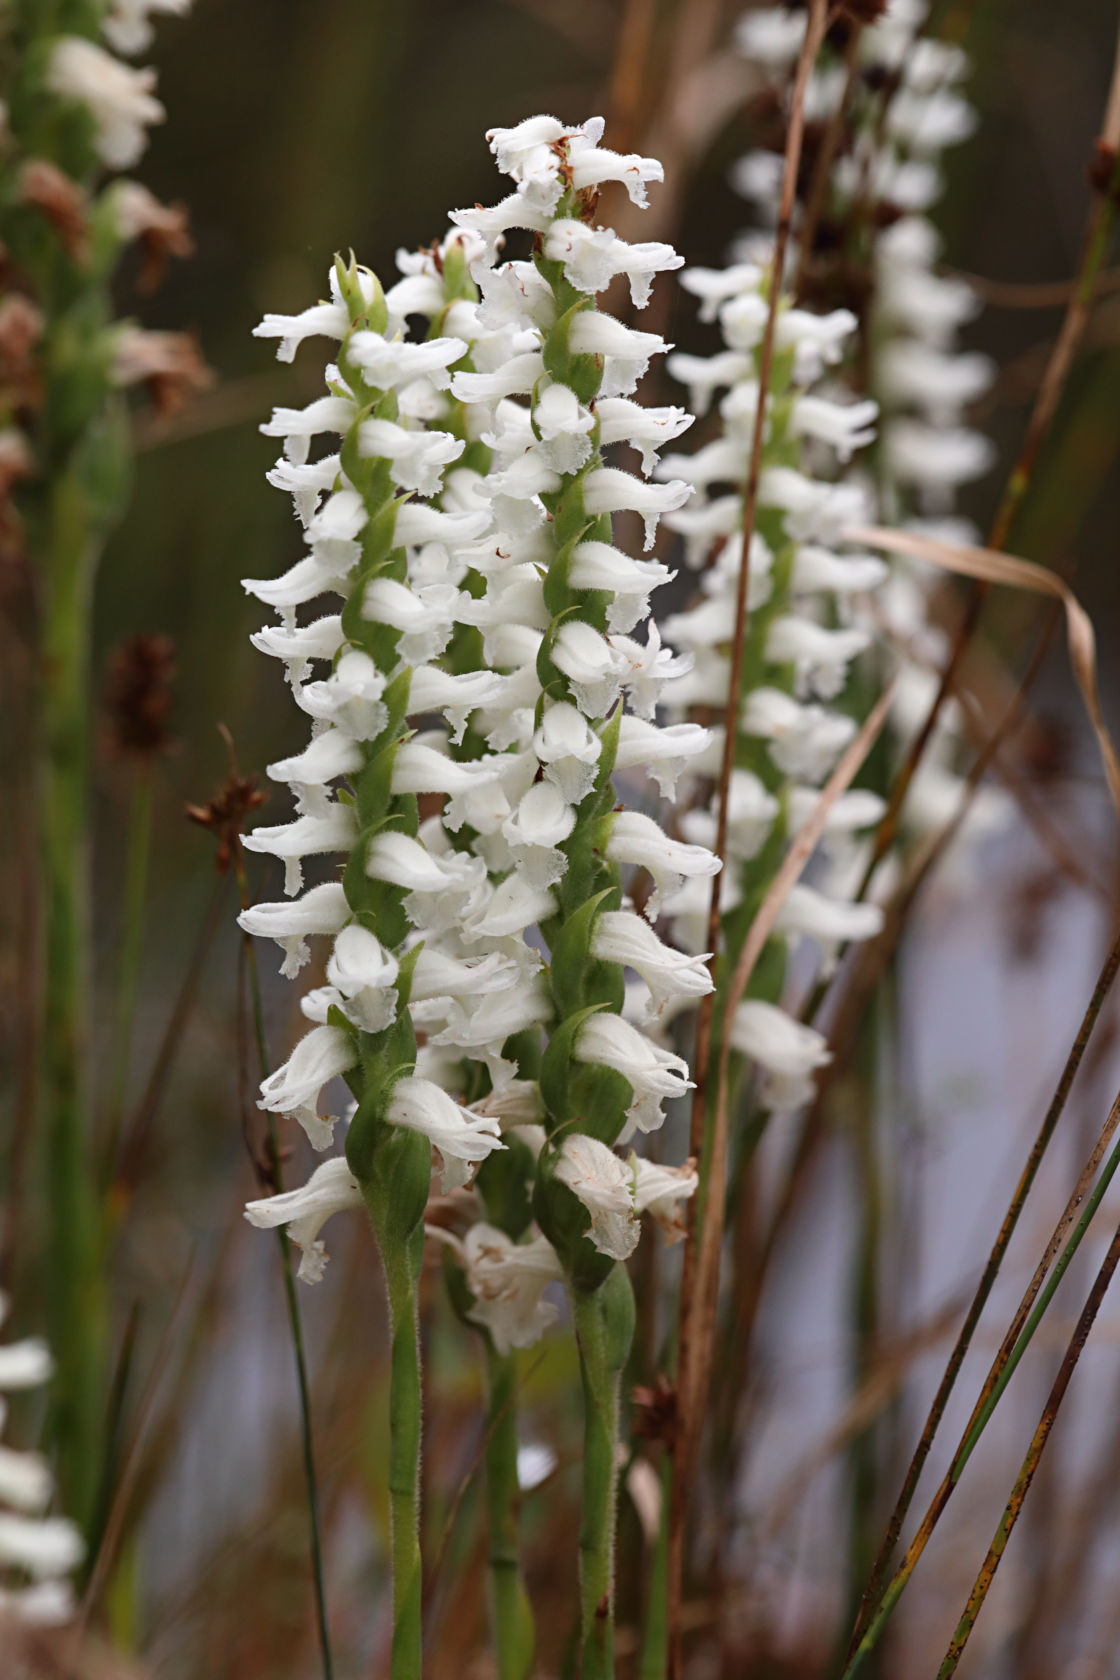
[734, 0, 1007, 867]
[658, 265, 886, 1117]
[0, 0, 197, 1532]
[244, 250, 544, 1679]
[431, 112, 713, 1680]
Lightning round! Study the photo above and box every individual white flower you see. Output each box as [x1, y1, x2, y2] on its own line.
[465, 870, 558, 939]
[741, 687, 859, 781]
[502, 781, 576, 887]
[244, 1155, 364, 1283]
[790, 393, 878, 460]
[568, 143, 664, 207]
[386, 1076, 504, 1191]
[533, 702, 602, 804]
[257, 1024, 356, 1150]
[0, 1337, 53, 1391]
[325, 924, 401, 1034]
[533, 381, 595, 473]
[567, 541, 671, 633]
[729, 999, 832, 1112]
[242, 804, 358, 897]
[0, 1514, 85, 1580]
[615, 715, 712, 798]
[591, 910, 713, 1019]
[790, 545, 888, 597]
[775, 883, 885, 959]
[609, 622, 692, 717]
[554, 1134, 638, 1260]
[582, 466, 692, 550]
[567, 314, 667, 397]
[0, 1446, 52, 1515]
[631, 1155, 698, 1242]
[765, 615, 871, 701]
[595, 397, 693, 474]
[357, 417, 464, 496]
[543, 219, 683, 306]
[604, 810, 721, 917]
[575, 1013, 692, 1136]
[885, 419, 995, 496]
[347, 331, 468, 392]
[46, 37, 164, 169]
[238, 881, 351, 978]
[552, 621, 625, 717]
[459, 1224, 564, 1354]
[102, 0, 191, 55]
[735, 8, 806, 67]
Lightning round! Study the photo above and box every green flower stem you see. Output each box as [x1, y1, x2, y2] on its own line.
[379, 1223, 426, 1680]
[484, 1343, 535, 1680]
[101, 767, 154, 1169]
[571, 1267, 635, 1680]
[41, 464, 107, 1532]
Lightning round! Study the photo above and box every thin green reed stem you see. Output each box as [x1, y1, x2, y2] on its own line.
[41, 467, 106, 1533]
[102, 771, 153, 1167]
[844, 1084, 1120, 1677]
[935, 1214, 1120, 1680]
[234, 844, 334, 1680]
[572, 1268, 636, 1680]
[484, 1343, 535, 1680]
[848, 924, 1120, 1652]
[380, 1228, 425, 1680]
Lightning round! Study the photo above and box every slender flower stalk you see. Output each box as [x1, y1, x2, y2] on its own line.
[0, 0, 196, 1529]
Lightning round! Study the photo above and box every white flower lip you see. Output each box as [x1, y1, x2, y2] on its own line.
[386, 1076, 504, 1192]
[245, 1156, 364, 1284]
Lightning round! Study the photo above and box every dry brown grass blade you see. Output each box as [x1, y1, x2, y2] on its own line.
[850, 524, 1120, 818]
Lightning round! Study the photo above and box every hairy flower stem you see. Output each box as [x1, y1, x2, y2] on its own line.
[41, 468, 109, 1533]
[378, 1225, 425, 1680]
[484, 1344, 535, 1680]
[572, 1267, 635, 1680]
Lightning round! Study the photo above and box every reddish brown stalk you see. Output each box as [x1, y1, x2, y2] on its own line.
[934, 1212, 1120, 1678]
[794, 23, 863, 299]
[665, 13, 832, 1670]
[845, 918, 1120, 1652]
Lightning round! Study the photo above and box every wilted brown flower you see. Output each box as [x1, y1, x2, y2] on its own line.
[111, 180, 194, 292]
[111, 325, 213, 416]
[17, 159, 91, 263]
[104, 632, 177, 758]
[187, 770, 268, 873]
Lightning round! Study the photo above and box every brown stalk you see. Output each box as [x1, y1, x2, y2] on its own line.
[844, 1079, 1120, 1673]
[857, 21, 1120, 885]
[665, 5, 833, 1672]
[934, 1212, 1120, 1678]
[794, 22, 864, 300]
[845, 918, 1120, 1651]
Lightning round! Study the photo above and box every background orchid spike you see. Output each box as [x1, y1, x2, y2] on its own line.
[0, 1298, 84, 1626]
[733, 0, 1009, 867]
[659, 259, 886, 1118]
